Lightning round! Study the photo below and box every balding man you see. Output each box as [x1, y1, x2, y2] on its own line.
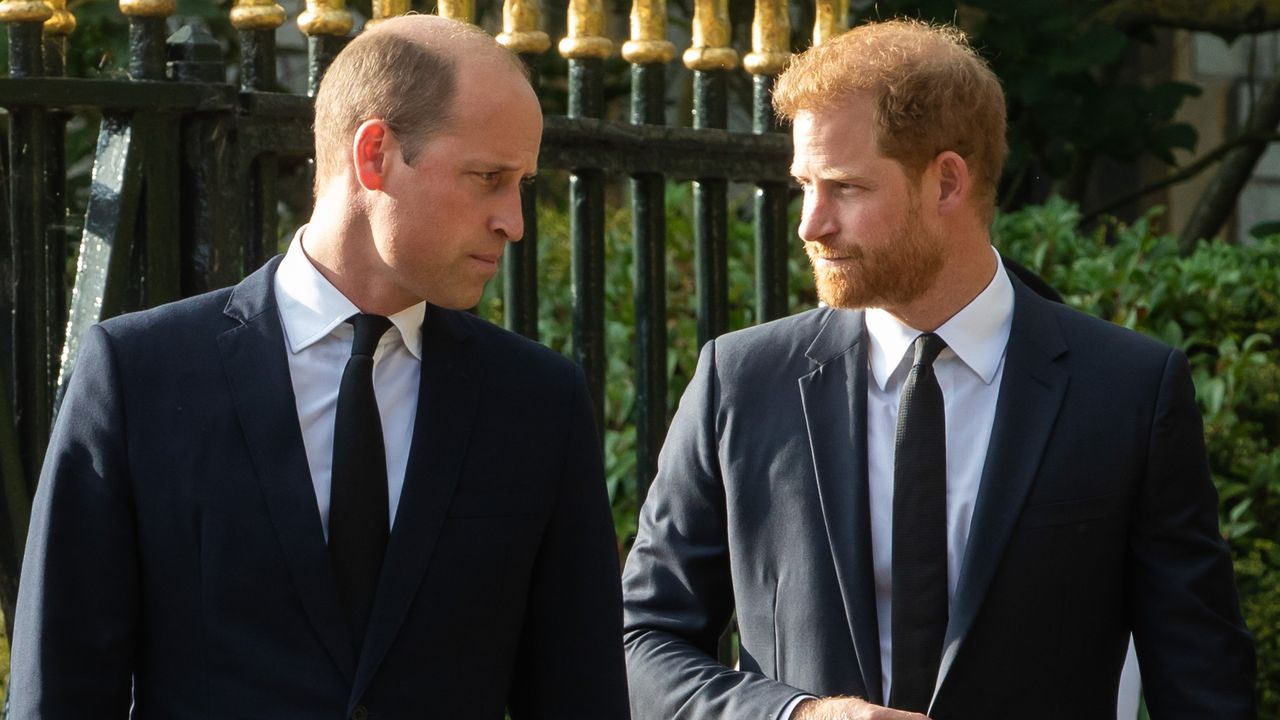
[10, 16, 629, 719]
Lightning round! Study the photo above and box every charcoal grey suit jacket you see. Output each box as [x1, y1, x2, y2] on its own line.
[623, 276, 1255, 719]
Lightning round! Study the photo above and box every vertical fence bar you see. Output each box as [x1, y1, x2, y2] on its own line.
[234, 0, 285, 90]
[3, 0, 52, 495]
[744, 0, 789, 323]
[0, 0, 54, 595]
[559, 0, 612, 431]
[298, 0, 352, 96]
[813, 0, 847, 46]
[683, 0, 737, 665]
[233, 0, 287, 276]
[497, 0, 550, 340]
[122, 0, 182, 308]
[622, 0, 674, 505]
[683, 0, 736, 348]
[43, 1, 74, 378]
[169, 26, 237, 297]
[120, 0, 174, 80]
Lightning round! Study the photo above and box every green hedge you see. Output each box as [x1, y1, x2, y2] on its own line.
[482, 188, 1279, 714]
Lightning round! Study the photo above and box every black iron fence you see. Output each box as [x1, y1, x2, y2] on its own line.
[0, 0, 827, 622]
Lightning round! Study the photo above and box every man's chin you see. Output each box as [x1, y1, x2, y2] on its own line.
[815, 276, 875, 310]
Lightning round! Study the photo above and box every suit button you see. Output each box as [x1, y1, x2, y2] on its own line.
[351, 706, 368, 720]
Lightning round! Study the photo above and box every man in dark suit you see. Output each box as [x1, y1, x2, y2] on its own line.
[10, 15, 629, 719]
[622, 19, 1255, 720]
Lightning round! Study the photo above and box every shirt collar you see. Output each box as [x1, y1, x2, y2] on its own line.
[865, 246, 1013, 390]
[274, 226, 425, 360]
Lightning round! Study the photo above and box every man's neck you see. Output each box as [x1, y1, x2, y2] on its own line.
[301, 197, 415, 317]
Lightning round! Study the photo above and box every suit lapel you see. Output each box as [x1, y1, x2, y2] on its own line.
[216, 257, 356, 683]
[933, 281, 1069, 701]
[349, 306, 479, 707]
[799, 309, 884, 705]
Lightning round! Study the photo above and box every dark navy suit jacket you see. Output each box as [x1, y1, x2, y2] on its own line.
[11, 257, 630, 719]
[622, 277, 1255, 719]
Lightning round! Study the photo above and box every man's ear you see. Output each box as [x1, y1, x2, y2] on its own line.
[352, 119, 395, 192]
[932, 150, 970, 214]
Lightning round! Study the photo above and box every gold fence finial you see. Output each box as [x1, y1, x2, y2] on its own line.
[44, 0, 76, 34]
[743, 0, 788, 75]
[682, 0, 736, 71]
[119, 0, 176, 17]
[621, 0, 674, 64]
[812, 0, 847, 46]
[559, 0, 612, 59]
[231, 0, 286, 31]
[298, 0, 353, 36]
[496, 0, 551, 54]
[437, 0, 475, 25]
[0, 0, 51, 24]
[366, 0, 409, 27]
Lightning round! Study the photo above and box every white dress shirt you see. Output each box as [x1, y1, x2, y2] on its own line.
[273, 229, 425, 540]
[866, 249, 1013, 701]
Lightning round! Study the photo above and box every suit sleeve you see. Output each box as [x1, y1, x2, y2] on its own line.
[1127, 349, 1256, 718]
[506, 365, 630, 720]
[9, 324, 139, 718]
[622, 341, 808, 720]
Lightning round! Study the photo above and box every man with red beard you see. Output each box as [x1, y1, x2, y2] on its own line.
[622, 18, 1255, 720]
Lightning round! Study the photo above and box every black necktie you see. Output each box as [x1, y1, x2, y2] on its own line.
[889, 332, 949, 713]
[329, 313, 393, 651]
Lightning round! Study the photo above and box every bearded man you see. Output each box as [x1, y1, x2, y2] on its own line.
[621, 19, 1255, 720]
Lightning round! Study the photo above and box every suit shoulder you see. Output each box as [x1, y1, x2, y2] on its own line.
[712, 307, 835, 361]
[95, 286, 236, 348]
[1025, 293, 1177, 378]
[450, 311, 580, 382]
[714, 307, 832, 352]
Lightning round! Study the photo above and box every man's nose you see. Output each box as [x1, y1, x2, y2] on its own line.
[797, 190, 834, 243]
[492, 185, 525, 241]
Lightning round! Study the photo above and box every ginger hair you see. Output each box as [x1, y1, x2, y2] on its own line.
[774, 19, 1008, 223]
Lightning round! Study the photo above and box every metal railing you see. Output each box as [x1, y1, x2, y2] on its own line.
[0, 0, 834, 618]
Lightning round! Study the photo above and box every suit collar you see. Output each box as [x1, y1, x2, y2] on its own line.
[223, 255, 281, 325]
[864, 252, 1014, 390]
[804, 307, 861, 365]
[933, 276, 1070, 708]
[274, 231, 427, 360]
[800, 307, 885, 704]
[218, 256, 358, 683]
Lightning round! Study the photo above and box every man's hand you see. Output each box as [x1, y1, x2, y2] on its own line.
[791, 697, 930, 720]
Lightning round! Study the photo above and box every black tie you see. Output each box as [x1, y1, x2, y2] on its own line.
[889, 332, 949, 713]
[329, 313, 393, 652]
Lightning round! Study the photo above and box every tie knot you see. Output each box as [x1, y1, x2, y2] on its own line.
[911, 332, 947, 369]
[347, 314, 393, 358]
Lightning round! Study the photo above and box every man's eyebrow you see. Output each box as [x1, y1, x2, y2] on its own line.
[464, 159, 530, 172]
[790, 166, 868, 182]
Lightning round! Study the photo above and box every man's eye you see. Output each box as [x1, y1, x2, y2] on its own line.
[476, 172, 500, 184]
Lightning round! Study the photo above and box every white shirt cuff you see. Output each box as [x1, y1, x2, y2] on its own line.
[780, 694, 818, 720]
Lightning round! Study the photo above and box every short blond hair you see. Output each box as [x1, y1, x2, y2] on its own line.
[774, 19, 1007, 221]
[312, 17, 527, 189]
